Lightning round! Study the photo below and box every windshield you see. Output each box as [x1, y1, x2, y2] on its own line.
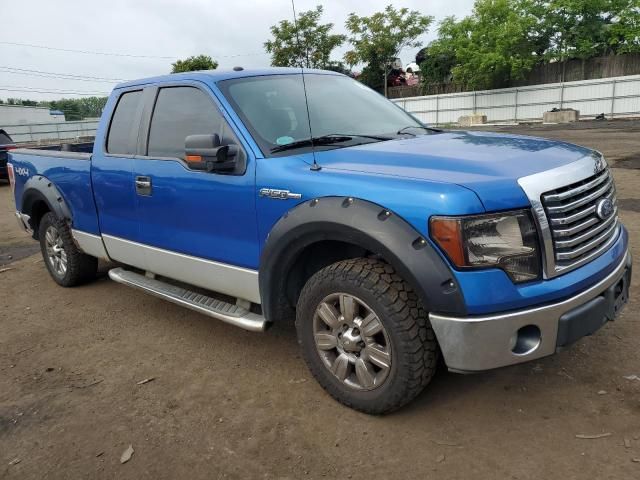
[218, 73, 425, 157]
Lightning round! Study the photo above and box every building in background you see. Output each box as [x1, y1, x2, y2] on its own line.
[0, 104, 65, 126]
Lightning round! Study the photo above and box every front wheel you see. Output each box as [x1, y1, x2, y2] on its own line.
[296, 258, 438, 414]
[39, 212, 98, 287]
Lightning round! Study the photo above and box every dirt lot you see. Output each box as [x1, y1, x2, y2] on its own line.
[1, 120, 640, 479]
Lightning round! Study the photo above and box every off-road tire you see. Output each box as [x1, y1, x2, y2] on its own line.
[296, 257, 438, 414]
[39, 212, 98, 287]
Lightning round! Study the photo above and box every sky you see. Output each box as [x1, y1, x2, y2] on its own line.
[0, 0, 475, 101]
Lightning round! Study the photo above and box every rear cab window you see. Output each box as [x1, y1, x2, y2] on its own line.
[106, 90, 143, 155]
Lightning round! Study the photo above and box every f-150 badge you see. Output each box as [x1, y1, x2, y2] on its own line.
[259, 188, 302, 200]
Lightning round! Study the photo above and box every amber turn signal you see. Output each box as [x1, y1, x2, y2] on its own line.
[185, 154, 202, 162]
[429, 217, 466, 267]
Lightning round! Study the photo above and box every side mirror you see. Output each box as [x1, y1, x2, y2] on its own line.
[185, 134, 238, 172]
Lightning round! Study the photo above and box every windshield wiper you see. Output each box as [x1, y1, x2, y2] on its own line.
[270, 133, 390, 153]
[328, 133, 392, 141]
[397, 125, 442, 136]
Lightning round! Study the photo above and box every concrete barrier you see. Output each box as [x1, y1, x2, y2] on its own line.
[543, 109, 580, 123]
[458, 114, 487, 126]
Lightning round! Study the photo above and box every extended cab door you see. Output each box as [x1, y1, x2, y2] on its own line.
[92, 88, 146, 266]
[132, 83, 260, 303]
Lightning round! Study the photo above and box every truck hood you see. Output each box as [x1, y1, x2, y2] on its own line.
[315, 130, 594, 211]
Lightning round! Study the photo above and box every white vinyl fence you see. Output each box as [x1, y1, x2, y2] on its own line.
[5, 119, 99, 143]
[393, 74, 640, 125]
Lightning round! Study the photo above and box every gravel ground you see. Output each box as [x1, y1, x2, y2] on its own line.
[1, 120, 639, 479]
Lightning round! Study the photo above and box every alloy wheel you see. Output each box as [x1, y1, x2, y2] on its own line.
[312, 293, 392, 391]
[44, 225, 67, 277]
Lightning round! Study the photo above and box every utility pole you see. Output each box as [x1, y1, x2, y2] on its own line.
[383, 62, 388, 98]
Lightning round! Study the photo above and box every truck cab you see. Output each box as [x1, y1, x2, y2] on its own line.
[8, 68, 631, 414]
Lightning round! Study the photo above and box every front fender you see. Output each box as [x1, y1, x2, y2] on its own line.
[259, 196, 466, 322]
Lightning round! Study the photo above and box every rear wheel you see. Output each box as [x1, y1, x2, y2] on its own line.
[296, 258, 438, 414]
[39, 212, 97, 287]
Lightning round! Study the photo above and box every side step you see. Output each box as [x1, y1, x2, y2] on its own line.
[108, 268, 268, 332]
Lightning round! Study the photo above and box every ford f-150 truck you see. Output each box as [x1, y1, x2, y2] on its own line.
[8, 68, 631, 414]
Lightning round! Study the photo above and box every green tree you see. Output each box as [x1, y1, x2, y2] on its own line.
[265, 5, 346, 69]
[525, 0, 640, 60]
[418, 0, 640, 91]
[171, 55, 218, 73]
[3, 98, 40, 106]
[20, 99, 38, 107]
[417, 37, 457, 84]
[357, 61, 387, 91]
[609, 0, 640, 53]
[77, 96, 108, 118]
[344, 5, 433, 95]
[0, 97, 108, 120]
[49, 99, 83, 121]
[420, 0, 539, 90]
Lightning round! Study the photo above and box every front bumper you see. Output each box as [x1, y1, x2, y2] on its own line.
[429, 249, 632, 372]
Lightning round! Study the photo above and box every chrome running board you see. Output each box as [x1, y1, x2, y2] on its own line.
[108, 267, 267, 332]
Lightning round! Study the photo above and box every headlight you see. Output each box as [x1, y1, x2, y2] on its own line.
[430, 210, 541, 283]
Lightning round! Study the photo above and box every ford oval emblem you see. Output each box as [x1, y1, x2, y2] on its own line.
[596, 198, 614, 220]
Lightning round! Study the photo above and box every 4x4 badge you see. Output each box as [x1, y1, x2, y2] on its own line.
[259, 188, 302, 200]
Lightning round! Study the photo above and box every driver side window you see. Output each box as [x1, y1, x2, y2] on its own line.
[147, 86, 223, 159]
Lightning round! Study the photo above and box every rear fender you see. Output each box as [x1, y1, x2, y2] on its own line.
[20, 175, 72, 238]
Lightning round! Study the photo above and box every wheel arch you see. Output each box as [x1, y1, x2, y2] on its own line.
[21, 175, 72, 239]
[259, 197, 467, 323]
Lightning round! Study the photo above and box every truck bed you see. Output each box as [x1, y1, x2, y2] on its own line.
[9, 146, 100, 235]
[24, 141, 94, 154]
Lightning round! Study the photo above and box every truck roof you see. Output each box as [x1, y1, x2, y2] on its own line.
[115, 67, 341, 90]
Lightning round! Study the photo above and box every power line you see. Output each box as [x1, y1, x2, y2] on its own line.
[0, 66, 127, 82]
[0, 68, 124, 84]
[0, 90, 106, 96]
[0, 85, 108, 93]
[0, 40, 270, 60]
[214, 51, 270, 58]
[0, 41, 176, 59]
[0, 85, 110, 96]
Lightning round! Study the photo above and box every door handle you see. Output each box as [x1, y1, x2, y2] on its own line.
[135, 176, 152, 195]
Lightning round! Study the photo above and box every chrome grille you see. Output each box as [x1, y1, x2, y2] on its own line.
[541, 167, 619, 272]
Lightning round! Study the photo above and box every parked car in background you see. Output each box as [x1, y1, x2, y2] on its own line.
[7, 68, 631, 414]
[0, 129, 16, 179]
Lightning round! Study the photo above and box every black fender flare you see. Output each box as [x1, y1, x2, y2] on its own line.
[259, 196, 466, 322]
[21, 175, 72, 236]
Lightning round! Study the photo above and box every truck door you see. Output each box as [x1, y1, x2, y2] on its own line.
[91, 88, 146, 267]
[132, 83, 260, 302]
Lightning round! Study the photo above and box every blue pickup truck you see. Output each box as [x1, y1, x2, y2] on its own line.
[8, 68, 631, 413]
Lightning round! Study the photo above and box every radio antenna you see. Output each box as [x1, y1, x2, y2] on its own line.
[291, 0, 310, 68]
[291, 0, 321, 171]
